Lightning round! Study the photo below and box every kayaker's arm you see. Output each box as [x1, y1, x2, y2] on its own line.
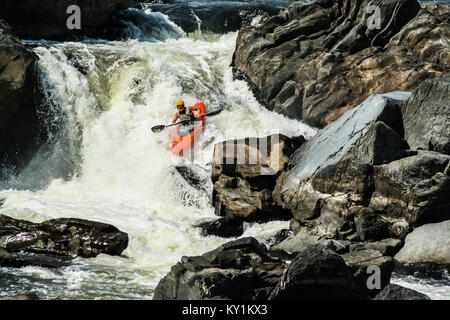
[172, 113, 179, 125]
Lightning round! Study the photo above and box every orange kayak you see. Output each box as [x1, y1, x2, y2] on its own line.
[170, 102, 206, 156]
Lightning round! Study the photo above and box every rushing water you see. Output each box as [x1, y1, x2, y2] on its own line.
[0, 8, 316, 299]
[0, 1, 449, 300]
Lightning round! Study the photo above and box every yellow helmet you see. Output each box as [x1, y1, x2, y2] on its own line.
[176, 100, 185, 107]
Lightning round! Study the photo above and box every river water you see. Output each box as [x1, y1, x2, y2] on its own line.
[0, 1, 448, 300]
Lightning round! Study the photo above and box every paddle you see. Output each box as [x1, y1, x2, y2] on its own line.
[151, 109, 223, 133]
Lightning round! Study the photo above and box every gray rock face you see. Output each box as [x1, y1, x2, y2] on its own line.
[273, 232, 334, 253]
[373, 284, 430, 300]
[401, 78, 450, 155]
[212, 134, 305, 221]
[0, 23, 38, 171]
[232, 0, 449, 127]
[394, 220, 450, 271]
[0, 0, 134, 40]
[0, 214, 129, 258]
[153, 237, 288, 300]
[274, 93, 450, 241]
[268, 247, 364, 300]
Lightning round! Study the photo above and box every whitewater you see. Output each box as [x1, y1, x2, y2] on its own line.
[0, 7, 448, 300]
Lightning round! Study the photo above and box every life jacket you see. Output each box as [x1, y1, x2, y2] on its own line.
[178, 113, 192, 122]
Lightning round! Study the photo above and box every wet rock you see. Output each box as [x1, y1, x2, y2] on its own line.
[0, 23, 38, 171]
[232, 0, 449, 127]
[268, 247, 364, 300]
[394, 220, 450, 273]
[0, 293, 40, 300]
[265, 229, 293, 248]
[171, 165, 210, 193]
[212, 134, 305, 221]
[153, 237, 287, 300]
[373, 284, 430, 300]
[0, 214, 128, 258]
[145, 0, 290, 34]
[401, 78, 450, 155]
[274, 93, 450, 241]
[0, 0, 134, 40]
[197, 217, 244, 238]
[341, 249, 394, 298]
[0, 247, 71, 268]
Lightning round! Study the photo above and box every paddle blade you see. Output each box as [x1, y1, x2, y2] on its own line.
[206, 109, 222, 117]
[151, 125, 167, 133]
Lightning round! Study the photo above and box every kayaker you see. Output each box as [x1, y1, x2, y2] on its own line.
[171, 100, 201, 136]
[172, 100, 201, 125]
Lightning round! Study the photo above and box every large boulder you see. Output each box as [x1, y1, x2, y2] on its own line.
[212, 134, 305, 221]
[154, 237, 379, 300]
[341, 249, 393, 298]
[153, 237, 288, 300]
[274, 92, 450, 241]
[268, 247, 365, 300]
[394, 220, 450, 273]
[232, 0, 449, 127]
[373, 284, 430, 300]
[0, 23, 38, 171]
[0, 0, 134, 40]
[401, 78, 450, 155]
[0, 214, 129, 258]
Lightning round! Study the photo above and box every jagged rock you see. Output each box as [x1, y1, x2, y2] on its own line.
[394, 220, 450, 273]
[153, 237, 287, 300]
[373, 284, 430, 300]
[269, 247, 364, 300]
[197, 217, 244, 238]
[265, 229, 293, 248]
[367, 152, 450, 236]
[401, 78, 450, 155]
[0, 214, 128, 258]
[212, 134, 305, 221]
[0, 23, 38, 171]
[274, 92, 450, 241]
[341, 249, 393, 298]
[232, 0, 449, 127]
[0, 0, 134, 40]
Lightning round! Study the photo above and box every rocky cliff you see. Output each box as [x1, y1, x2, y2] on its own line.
[274, 79, 450, 242]
[0, 22, 38, 173]
[0, 0, 134, 40]
[232, 0, 450, 127]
